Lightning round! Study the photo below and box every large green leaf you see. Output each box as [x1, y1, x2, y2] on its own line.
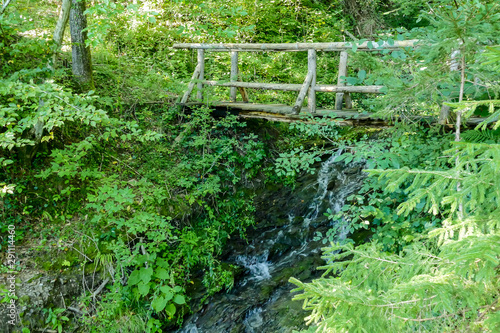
[151, 296, 168, 312]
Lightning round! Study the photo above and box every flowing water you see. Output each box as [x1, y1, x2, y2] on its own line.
[177, 153, 365, 333]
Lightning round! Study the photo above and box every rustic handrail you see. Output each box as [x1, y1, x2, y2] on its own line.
[173, 40, 417, 114]
[173, 40, 418, 52]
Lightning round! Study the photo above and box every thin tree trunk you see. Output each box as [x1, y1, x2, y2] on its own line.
[439, 49, 461, 125]
[70, 0, 94, 91]
[52, 0, 71, 68]
[455, 54, 466, 220]
[455, 55, 466, 142]
[0, 0, 13, 15]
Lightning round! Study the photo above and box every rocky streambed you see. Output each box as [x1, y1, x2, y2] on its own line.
[177, 153, 365, 333]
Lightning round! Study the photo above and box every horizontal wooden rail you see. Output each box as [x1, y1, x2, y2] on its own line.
[202, 80, 383, 93]
[173, 40, 418, 52]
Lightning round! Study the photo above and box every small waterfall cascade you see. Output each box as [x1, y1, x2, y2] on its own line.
[177, 153, 364, 333]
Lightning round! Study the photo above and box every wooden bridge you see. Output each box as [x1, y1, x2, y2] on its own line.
[172, 41, 488, 127]
[172, 40, 419, 125]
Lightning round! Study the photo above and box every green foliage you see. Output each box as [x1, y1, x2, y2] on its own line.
[5, 0, 500, 332]
[321, 126, 448, 251]
[291, 234, 499, 332]
[44, 308, 69, 333]
[461, 128, 500, 143]
[346, 0, 500, 119]
[0, 4, 52, 78]
[291, 120, 500, 332]
[291, 129, 500, 331]
[28, 103, 267, 331]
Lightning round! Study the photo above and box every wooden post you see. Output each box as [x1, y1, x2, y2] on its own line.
[230, 51, 238, 102]
[292, 70, 313, 114]
[196, 49, 205, 100]
[335, 51, 348, 110]
[308, 49, 317, 114]
[344, 93, 353, 109]
[180, 63, 201, 104]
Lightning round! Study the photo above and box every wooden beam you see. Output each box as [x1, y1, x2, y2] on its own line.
[196, 49, 204, 101]
[172, 40, 418, 52]
[180, 102, 489, 128]
[335, 51, 348, 110]
[180, 63, 201, 104]
[308, 49, 317, 114]
[292, 70, 313, 114]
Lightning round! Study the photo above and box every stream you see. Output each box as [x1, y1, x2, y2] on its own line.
[177, 153, 365, 333]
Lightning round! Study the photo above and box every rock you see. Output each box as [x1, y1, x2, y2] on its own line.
[0, 266, 103, 332]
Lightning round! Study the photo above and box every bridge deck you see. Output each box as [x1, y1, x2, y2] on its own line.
[180, 102, 485, 127]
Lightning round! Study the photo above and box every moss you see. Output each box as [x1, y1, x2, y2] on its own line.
[272, 267, 296, 284]
[259, 283, 277, 301]
[19, 295, 30, 305]
[34, 248, 89, 273]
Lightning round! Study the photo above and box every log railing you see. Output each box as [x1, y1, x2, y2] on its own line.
[173, 40, 417, 114]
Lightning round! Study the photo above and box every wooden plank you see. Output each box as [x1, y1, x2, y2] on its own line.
[335, 51, 348, 110]
[209, 102, 371, 118]
[180, 102, 489, 127]
[292, 70, 313, 114]
[238, 112, 388, 126]
[308, 49, 317, 114]
[196, 49, 204, 100]
[180, 63, 201, 104]
[230, 51, 238, 102]
[172, 40, 418, 52]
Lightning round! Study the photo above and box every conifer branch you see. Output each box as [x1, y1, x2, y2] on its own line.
[368, 295, 437, 308]
[393, 311, 456, 322]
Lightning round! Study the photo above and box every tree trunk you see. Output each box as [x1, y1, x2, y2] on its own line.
[70, 0, 94, 91]
[51, 0, 71, 68]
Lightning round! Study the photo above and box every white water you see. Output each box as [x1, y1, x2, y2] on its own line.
[235, 250, 272, 286]
[243, 307, 264, 333]
[177, 152, 365, 333]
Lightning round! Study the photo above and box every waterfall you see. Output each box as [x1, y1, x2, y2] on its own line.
[177, 153, 364, 333]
